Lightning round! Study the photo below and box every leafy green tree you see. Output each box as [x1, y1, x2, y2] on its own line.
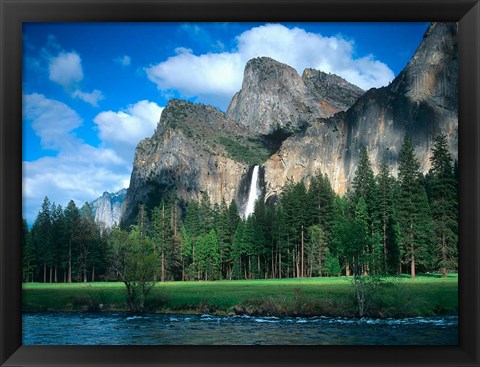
[108, 226, 157, 312]
[429, 134, 458, 277]
[396, 136, 432, 278]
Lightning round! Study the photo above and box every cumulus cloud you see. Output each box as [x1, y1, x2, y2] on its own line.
[22, 95, 162, 224]
[94, 100, 164, 160]
[71, 89, 105, 106]
[146, 23, 395, 110]
[47, 48, 104, 106]
[23, 93, 83, 151]
[48, 51, 83, 88]
[23, 148, 129, 224]
[114, 55, 131, 66]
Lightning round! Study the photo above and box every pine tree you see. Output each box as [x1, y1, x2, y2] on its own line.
[396, 136, 432, 278]
[307, 171, 335, 236]
[31, 197, 52, 283]
[352, 146, 378, 217]
[50, 204, 65, 282]
[354, 197, 371, 274]
[78, 202, 101, 282]
[429, 134, 458, 277]
[63, 200, 81, 283]
[376, 157, 399, 274]
[231, 220, 245, 280]
[307, 224, 328, 276]
[281, 179, 308, 278]
[22, 219, 36, 282]
[152, 201, 172, 282]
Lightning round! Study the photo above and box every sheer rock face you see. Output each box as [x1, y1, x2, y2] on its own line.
[120, 100, 249, 225]
[226, 57, 364, 134]
[264, 22, 457, 197]
[302, 68, 365, 112]
[90, 189, 127, 228]
[121, 22, 457, 225]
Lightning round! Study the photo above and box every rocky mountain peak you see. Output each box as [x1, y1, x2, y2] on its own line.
[391, 22, 457, 109]
[302, 68, 364, 112]
[226, 57, 363, 135]
[243, 57, 302, 88]
[155, 98, 233, 137]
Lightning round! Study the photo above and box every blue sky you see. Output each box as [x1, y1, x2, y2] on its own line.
[22, 21, 429, 224]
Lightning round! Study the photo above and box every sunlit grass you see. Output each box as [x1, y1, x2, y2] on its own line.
[23, 274, 458, 317]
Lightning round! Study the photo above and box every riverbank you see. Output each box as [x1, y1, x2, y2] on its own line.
[22, 274, 458, 318]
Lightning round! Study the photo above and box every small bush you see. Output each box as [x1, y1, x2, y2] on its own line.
[144, 294, 170, 312]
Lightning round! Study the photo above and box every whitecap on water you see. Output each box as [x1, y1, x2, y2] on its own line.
[254, 318, 278, 323]
[125, 316, 143, 321]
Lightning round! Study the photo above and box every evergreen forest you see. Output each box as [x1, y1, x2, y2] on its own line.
[22, 134, 458, 284]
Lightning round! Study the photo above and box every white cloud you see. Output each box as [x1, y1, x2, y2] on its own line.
[23, 93, 82, 151]
[22, 94, 143, 224]
[47, 48, 104, 106]
[23, 149, 129, 225]
[71, 89, 105, 106]
[23, 97, 165, 224]
[114, 55, 131, 66]
[48, 51, 83, 88]
[94, 100, 163, 160]
[146, 23, 395, 110]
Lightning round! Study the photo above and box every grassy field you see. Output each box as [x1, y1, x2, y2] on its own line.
[23, 274, 458, 318]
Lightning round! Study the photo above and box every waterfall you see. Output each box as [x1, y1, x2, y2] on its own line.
[244, 165, 260, 219]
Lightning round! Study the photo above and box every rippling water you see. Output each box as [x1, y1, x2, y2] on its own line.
[22, 313, 458, 345]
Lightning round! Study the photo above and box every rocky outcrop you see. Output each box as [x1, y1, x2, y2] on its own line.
[120, 100, 252, 225]
[264, 22, 457, 197]
[226, 57, 363, 135]
[90, 189, 127, 228]
[302, 69, 365, 112]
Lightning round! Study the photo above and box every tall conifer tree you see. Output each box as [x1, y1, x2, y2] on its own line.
[429, 134, 458, 277]
[396, 136, 432, 278]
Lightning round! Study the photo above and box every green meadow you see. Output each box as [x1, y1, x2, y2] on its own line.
[23, 274, 458, 318]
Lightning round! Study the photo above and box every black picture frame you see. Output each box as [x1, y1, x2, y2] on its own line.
[1, 0, 479, 366]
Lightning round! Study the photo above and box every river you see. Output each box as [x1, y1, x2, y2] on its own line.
[22, 313, 458, 345]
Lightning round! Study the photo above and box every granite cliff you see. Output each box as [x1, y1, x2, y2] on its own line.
[90, 189, 127, 228]
[263, 22, 457, 198]
[226, 57, 363, 135]
[121, 22, 457, 225]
